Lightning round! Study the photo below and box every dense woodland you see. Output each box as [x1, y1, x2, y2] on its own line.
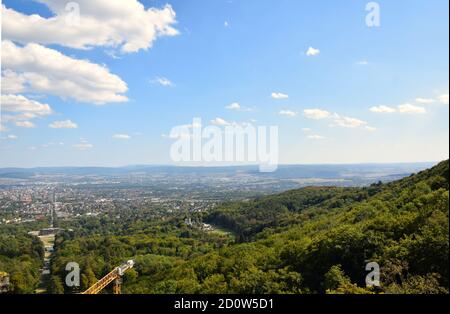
[0, 221, 46, 293]
[1, 160, 448, 294]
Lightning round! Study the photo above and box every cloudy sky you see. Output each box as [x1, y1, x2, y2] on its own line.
[0, 0, 449, 167]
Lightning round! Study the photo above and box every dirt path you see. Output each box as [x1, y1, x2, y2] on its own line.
[35, 234, 55, 294]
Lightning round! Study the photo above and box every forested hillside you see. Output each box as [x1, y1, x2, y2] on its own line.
[43, 160, 449, 294]
[202, 160, 449, 293]
[0, 223, 45, 293]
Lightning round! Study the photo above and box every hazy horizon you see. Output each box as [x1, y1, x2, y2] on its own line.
[0, 160, 441, 170]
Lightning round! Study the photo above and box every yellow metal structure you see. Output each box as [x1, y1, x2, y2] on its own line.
[82, 260, 134, 294]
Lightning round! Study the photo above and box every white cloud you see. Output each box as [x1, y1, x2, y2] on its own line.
[210, 117, 230, 126]
[279, 110, 298, 117]
[306, 47, 320, 57]
[302, 128, 312, 132]
[303, 108, 331, 120]
[365, 126, 377, 132]
[370, 105, 397, 113]
[415, 98, 434, 104]
[1, 1, 179, 53]
[0, 70, 26, 93]
[1, 94, 53, 117]
[226, 102, 241, 110]
[332, 114, 367, 128]
[152, 77, 173, 87]
[225, 102, 253, 112]
[438, 94, 449, 105]
[224, 21, 229, 27]
[307, 134, 325, 140]
[49, 120, 78, 129]
[398, 103, 426, 114]
[112, 134, 131, 140]
[302, 108, 369, 130]
[371, 102, 430, 115]
[1, 40, 128, 104]
[271, 92, 289, 99]
[15, 121, 36, 128]
[1, 94, 53, 125]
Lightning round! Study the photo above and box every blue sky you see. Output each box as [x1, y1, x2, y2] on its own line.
[0, 0, 449, 167]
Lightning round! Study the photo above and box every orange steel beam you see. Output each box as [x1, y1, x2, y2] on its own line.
[82, 268, 119, 294]
[82, 260, 134, 295]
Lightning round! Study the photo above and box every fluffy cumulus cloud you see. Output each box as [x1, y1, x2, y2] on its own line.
[370, 92, 447, 116]
[415, 98, 434, 104]
[1, 0, 181, 139]
[302, 107, 371, 131]
[415, 94, 448, 105]
[371, 103, 429, 115]
[226, 102, 241, 110]
[303, 109, 331, 120]
[1, 94, 53, 126]
[1, 1, 179, 53]
[271, 92, 289, 99]
[332, 114, 367, 128]
[370, 105, 397, 113]
[225, 102, 253, 112]
[1, 41, 128, 104]
[398, 103, 427, 114]
[306, 47, 320, 56]
[0, 70, 27, 94]
[49, 120, 78, 129]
